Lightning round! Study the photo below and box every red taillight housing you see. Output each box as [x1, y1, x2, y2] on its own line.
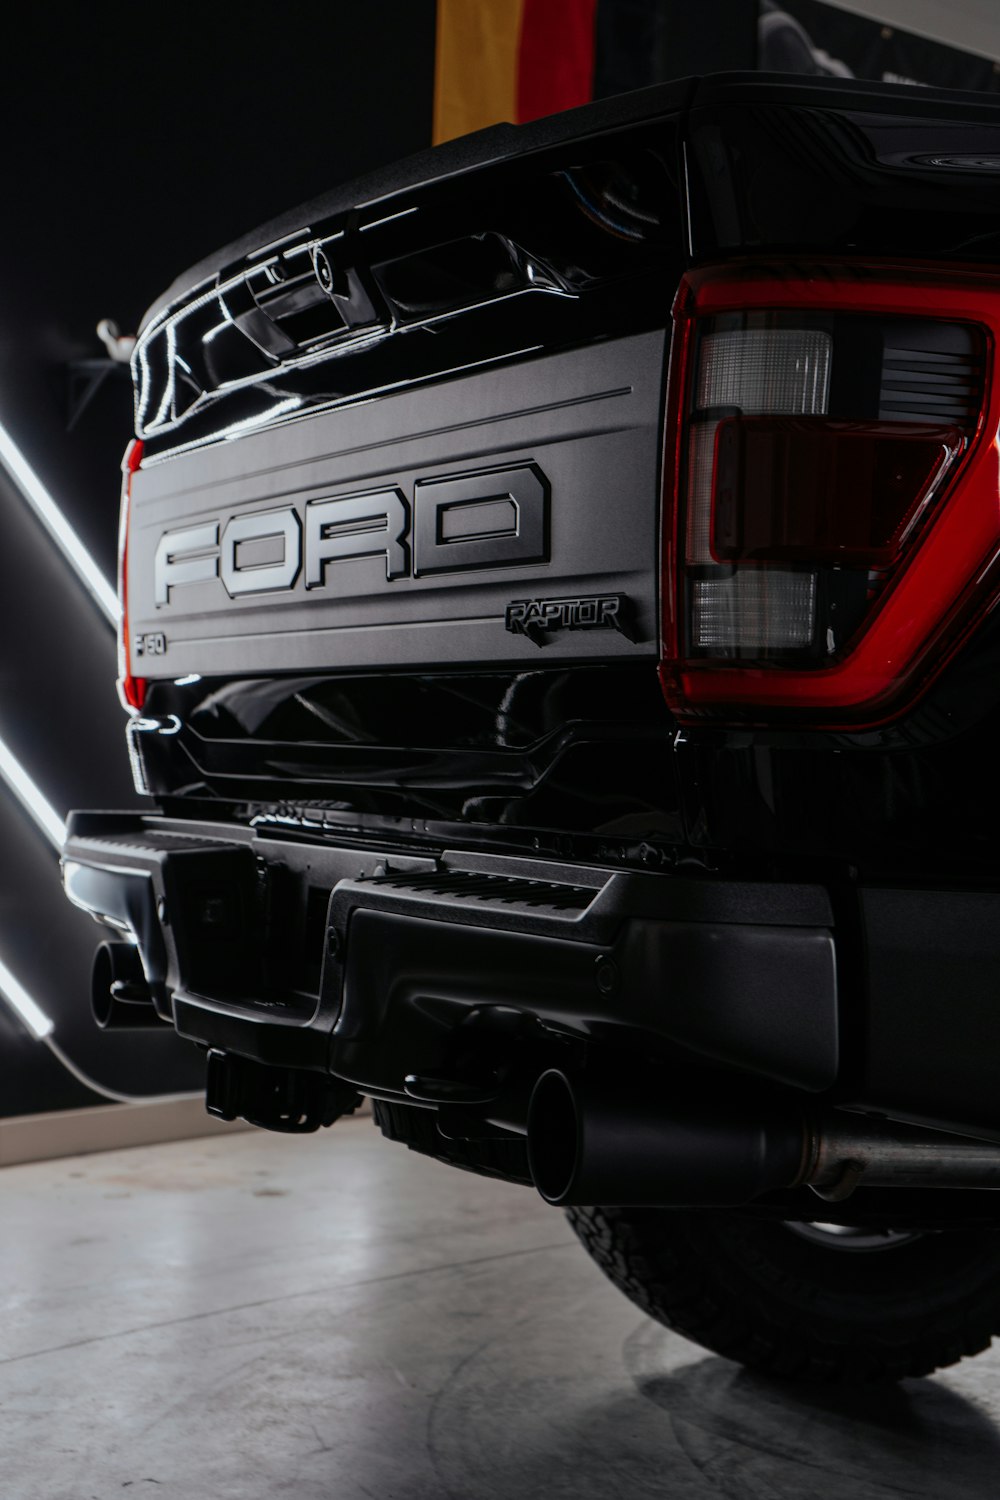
[118, 438, 146, 713]
[661, 263, 999, 728]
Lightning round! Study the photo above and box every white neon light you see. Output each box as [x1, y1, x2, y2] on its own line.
[201, 318, 232, 346]
[360, 206, 418, 232]
[0, 944, 183, 1102]
[0, 733, 67, 849]
[0, 954, 54, 1039]
[0, 421, 119, 625]
[220, 396, 304, 441]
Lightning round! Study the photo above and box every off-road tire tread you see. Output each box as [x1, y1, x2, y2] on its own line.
[566, 1205, 1000, 1383]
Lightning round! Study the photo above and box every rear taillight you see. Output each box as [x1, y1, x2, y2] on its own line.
[118, 438, 145, 713]
[661, 264, 998, 728]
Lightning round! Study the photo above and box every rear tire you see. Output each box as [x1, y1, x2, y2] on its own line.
[567, 1205, 1000, 1382]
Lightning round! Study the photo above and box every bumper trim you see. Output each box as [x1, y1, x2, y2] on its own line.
[62, 810, 839, 1096]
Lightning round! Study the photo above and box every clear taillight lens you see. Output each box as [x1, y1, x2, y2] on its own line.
[684, 326, 835, 654]
[691, 569, 818, 652]
[661, 265, 994, 728]
[696, 327, 832, 413]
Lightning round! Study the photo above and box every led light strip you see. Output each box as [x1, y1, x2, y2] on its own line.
[0, 434, 189, 1101]
[0, 420, 119, 625]
[0, 733, 67, 850]
[0, 953, 53, 1039]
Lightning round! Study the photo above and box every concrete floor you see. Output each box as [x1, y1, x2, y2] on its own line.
[2, 1117, 1000, 1499]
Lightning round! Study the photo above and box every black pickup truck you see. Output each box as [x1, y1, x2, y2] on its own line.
[63, 71, 1000, 1382]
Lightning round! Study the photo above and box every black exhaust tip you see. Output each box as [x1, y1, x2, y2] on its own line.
[527, 1069, 581, 1205]
[91, 941, 162, 1030]
[526, 1066, 807, 1208]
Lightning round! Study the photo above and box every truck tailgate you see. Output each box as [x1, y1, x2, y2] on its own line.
[128, 331, 665, 680]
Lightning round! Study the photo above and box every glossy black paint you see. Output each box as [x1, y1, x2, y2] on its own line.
[674, 600, 1000, 881]
[136, 131, 685, 461]
[134, 607, 1000, 886]
[686, 74, 1000, 265]
[138, 667, 686, 869]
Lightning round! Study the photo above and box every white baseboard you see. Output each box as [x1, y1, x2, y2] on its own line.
[0, 1095, 251, 1167]
[0, 1093, 374, 1168]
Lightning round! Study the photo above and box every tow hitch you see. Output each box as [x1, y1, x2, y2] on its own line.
[205, 1050, 362, 1133]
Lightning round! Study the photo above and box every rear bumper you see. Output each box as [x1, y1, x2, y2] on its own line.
[62, 810, 839, 1099]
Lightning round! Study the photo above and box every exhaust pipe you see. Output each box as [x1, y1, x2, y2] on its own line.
[806, 1116, 1000, 1200]
[527, 1068, 1000, 1207]
[91, 941, 163, 1030]
[527, 1068, 806, 1206]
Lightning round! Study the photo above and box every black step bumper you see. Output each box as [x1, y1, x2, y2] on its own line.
[62, 810, 839, 1099]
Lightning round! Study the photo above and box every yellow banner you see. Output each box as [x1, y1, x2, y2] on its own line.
[433, 0, 526, 145]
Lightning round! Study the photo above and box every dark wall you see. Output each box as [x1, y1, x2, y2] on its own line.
[595, 0, 758, 97]
[0, 1, 435, 1112]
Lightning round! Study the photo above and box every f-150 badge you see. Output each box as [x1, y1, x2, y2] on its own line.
[505, 594, 636, 645]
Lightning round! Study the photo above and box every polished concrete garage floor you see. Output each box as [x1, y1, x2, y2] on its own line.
[2, 1115, 1000, 1499]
